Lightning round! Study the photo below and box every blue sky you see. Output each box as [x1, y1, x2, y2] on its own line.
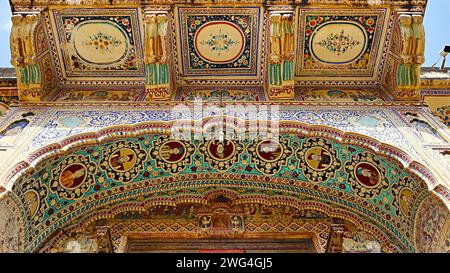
[0, 0, 448, 67]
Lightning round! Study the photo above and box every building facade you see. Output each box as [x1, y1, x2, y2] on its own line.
[0, 0, 449, 253]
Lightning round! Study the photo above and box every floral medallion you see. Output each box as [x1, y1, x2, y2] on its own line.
[177, 6, 261, 77]
[53, 9, 143, 77]
[310, 22, 368, 64]
[297, 9, 385, 78]
[194, 21, 245, 64]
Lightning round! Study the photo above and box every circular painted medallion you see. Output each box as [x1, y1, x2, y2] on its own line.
[23, 190, 40, 218]
[354, 162, 381, 188]
[59, 163, 87, 189]
[159, 141, 186, 163]
[310, 21, 368, 64]
[194, 21, 245, 64]
[108, 148, 137, 172]
[72, 20, 130, 65]
[208, 140, 235, 161]
[305, 147, 332, 171]
[399, 188, 414, 216]
[256, 140, 283, 162]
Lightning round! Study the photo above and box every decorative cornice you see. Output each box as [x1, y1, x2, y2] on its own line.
[9, 0, 427, 12]
[12, 100, 427, 108]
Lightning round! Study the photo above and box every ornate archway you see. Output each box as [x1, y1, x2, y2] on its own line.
[1, 120, 449, 253]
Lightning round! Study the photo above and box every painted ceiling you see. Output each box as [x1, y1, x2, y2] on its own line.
[51, 8, 145, 78]
[296, 8, 389, 82]
[175, 6, 264, 81]
[29, 3, 397, 91]
[0, 0, 435, 103]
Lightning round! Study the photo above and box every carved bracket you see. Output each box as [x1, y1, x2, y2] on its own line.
[143, 10, 171, 101]
[395, 13, 425, 100]
[268, 11, 295, 100]
[10, 13, 42, 102]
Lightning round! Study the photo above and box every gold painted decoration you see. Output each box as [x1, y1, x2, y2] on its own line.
[100, 141, 147, 183]
[344, 152, 389, 199]
[10, 13, 42, 101]
[354, 162, 381, 188]
[390, 176, 424, 219]
[247, 137, 294, 175]
[395, 13, 425, 100]
[108, 148, 138, 173]
[301, 89, 382, 102]
[149, 135, 196, 174]
[56, 90, 140, 102]
[194, 21, 245, 64]
[200, 138, 244, 172]
[296, 138, 342, 182]
[24, 190, 40, 218]
[12, 178, 49, 224]
[399, 188, 414, 217]
[268, 12, 295, 100]
[305, 147, 333, 171]
[72, 21, 130, 65]
[144, 13, 171, 100]
[50, 155, 97, 200]
[60, 163, 88, 189]
[310, 22, 368, 64]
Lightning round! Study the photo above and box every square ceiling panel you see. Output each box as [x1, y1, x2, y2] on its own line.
[175, 6, 264, 80]
[50, 8, 144, 78]
[296, 8, 389, 82]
